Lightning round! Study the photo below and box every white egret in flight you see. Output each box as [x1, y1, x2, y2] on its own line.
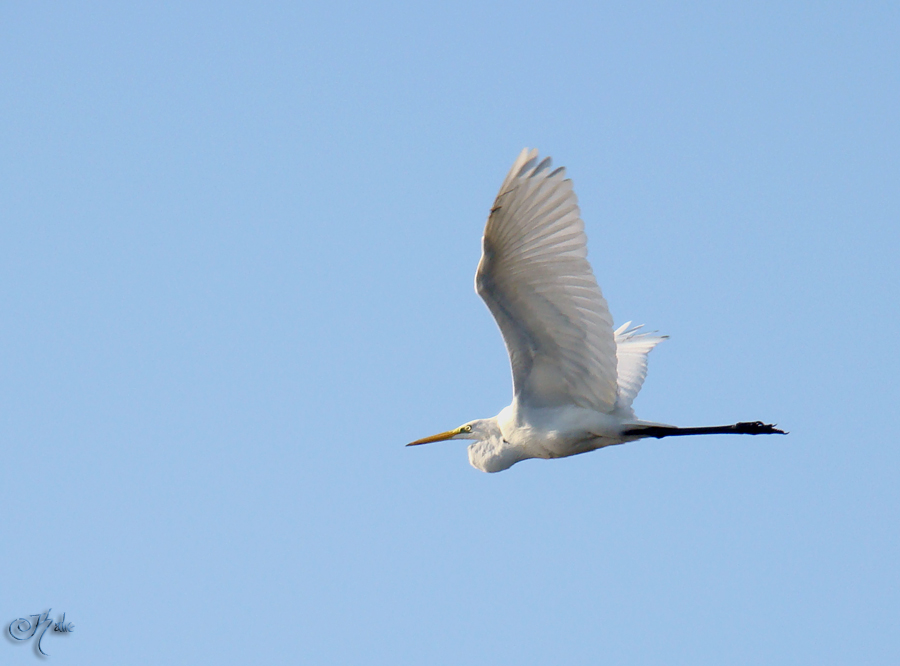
[409, 149, 785, 472]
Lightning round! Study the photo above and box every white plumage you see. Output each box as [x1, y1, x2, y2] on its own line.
[475, 149, 617, 413]
[614, 322, 667, 414]
[408, 149, 785, 472]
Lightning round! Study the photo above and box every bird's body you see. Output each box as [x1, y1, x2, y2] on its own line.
[409, 149, 784, 472]
[465, 403, 634, 473]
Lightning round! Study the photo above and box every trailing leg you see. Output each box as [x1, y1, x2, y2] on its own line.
[623, 421, 787, 439]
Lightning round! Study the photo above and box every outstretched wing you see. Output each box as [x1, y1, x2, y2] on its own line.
[614, 322, 667, 412]
[475, 148, 617, 412]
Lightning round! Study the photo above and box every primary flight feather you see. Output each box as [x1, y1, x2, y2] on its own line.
[409, 149, 785, 472]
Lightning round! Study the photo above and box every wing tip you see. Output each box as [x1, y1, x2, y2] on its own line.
[615, 322, 668, 341]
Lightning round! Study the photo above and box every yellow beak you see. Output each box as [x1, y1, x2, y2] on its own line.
[407, 429, 460, 446]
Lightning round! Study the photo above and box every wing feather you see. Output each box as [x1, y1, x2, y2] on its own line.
[614, 322, 667, 412]
[475, 149, 618, 411]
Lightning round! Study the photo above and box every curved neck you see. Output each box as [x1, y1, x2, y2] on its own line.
[467, 435, 525, 473]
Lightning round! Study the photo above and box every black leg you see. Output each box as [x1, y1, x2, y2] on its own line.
[623, 421, 787, 439]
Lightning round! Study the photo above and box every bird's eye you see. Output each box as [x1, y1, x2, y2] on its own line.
[464, 425, 472, 432]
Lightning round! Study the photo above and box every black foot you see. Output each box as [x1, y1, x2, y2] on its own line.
[733, 421, 787, 435]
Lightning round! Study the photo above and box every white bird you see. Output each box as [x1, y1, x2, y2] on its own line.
[409, 149, 785, 472]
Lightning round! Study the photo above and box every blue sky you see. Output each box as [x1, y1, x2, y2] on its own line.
[2, 2, 898, 663]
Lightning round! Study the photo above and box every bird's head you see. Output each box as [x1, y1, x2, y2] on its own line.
[407, 420, 487, 447]
[407, 417, 522, 472]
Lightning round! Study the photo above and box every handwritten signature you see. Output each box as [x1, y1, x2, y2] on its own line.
[8, 609, 74, 656]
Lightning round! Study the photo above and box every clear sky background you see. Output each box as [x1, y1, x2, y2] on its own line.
[2, 2, 898, 664]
